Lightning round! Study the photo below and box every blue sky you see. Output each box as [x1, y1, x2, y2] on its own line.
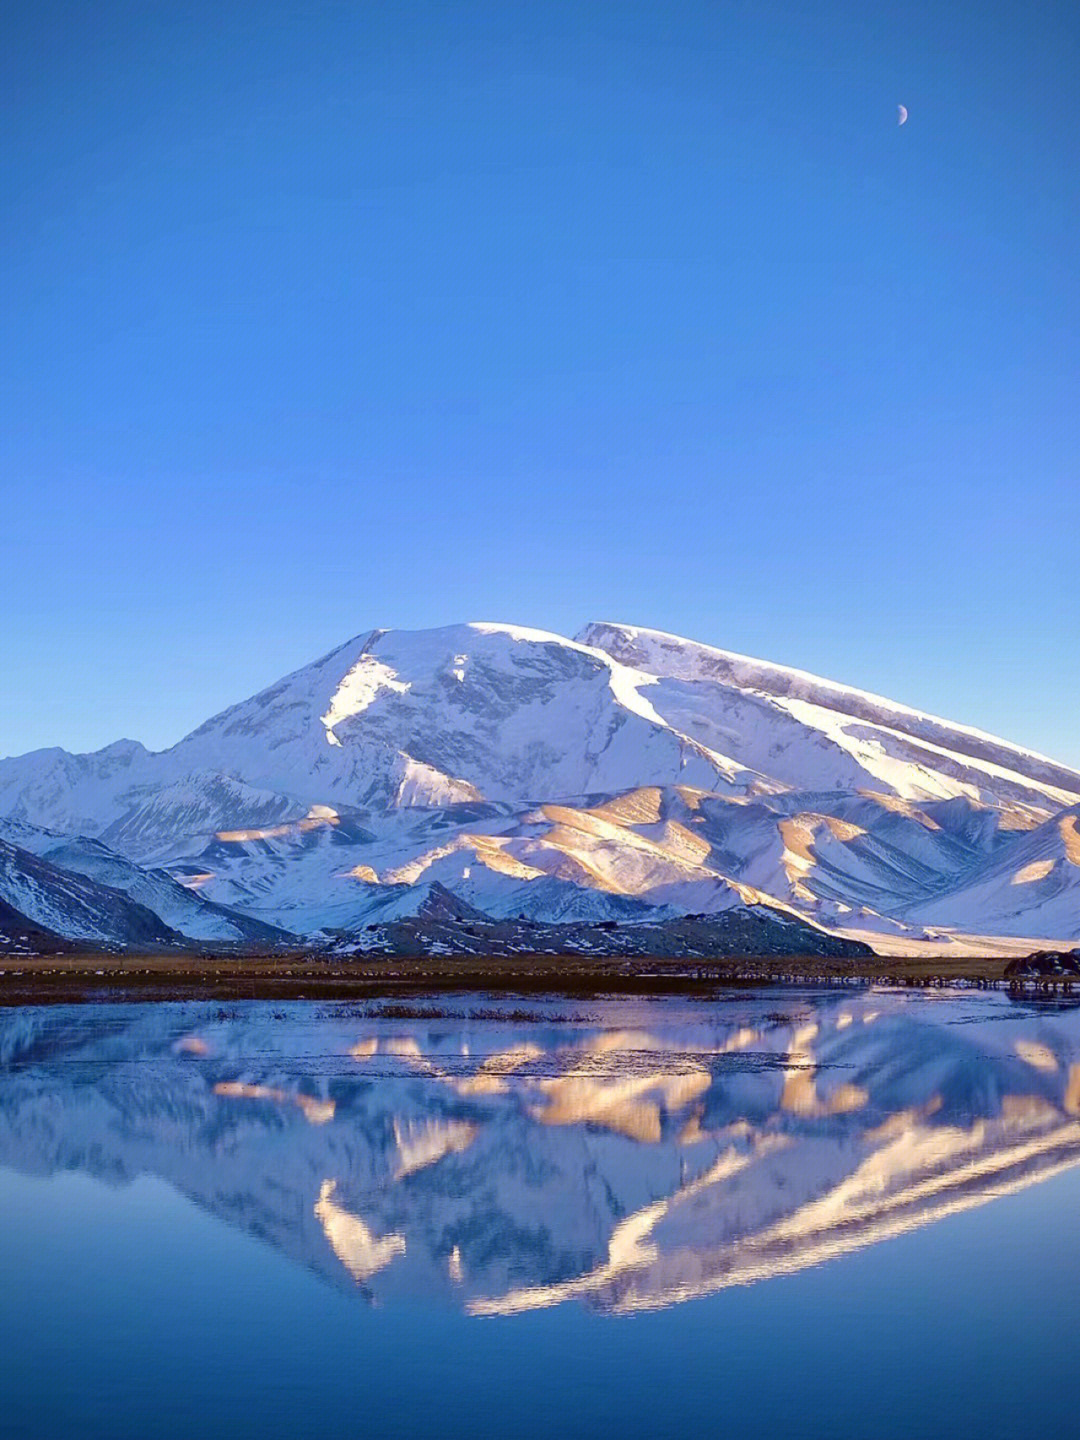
[2, 1, 1077, 764]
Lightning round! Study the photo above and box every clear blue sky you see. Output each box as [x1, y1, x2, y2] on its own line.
[2, 1, 1077, 765]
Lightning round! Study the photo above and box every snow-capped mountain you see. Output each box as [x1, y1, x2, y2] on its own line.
[0, 621, 1077, 947]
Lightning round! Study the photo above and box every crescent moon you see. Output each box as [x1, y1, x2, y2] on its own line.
[898, 105, 908, 125]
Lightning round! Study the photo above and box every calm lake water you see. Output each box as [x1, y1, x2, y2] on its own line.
[2, 988, 1079, 1439]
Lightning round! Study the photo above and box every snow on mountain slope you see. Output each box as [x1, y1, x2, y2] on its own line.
[0, 819, 295, 945]
[472, 876, 673, 924]
[905, 803, 1080, 939]
[0, 619, 1077, 944]
[164, 623, 736, 813]
[177, 786, 769, 934]
[444, 786, 1024, 938]
[99, 774, 303, 863]
[579, 623, 1080, 813]
[177, 781, 970, 938]
[0, 896, 72, 954]
[42, 837, 294, 945]
[0, 739, 154, 835]
[168, 800, 680, 934]
[0, 838, 180, 948]
[664, 789, 1009, 928]
[166, 808, 473, 933]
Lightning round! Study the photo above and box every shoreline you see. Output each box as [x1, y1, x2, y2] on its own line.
[0, 949, 1068, 1005]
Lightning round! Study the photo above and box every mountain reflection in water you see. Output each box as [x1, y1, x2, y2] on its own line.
[2, 990, 1079, 1315]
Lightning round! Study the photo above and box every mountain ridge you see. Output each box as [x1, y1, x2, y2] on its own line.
[579, 622, 1077, 785]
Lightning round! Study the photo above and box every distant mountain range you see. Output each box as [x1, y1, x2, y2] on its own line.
[0, 621, 1076, 952]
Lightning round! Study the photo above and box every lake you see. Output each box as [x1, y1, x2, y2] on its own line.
[2, 988, 1079, 1438]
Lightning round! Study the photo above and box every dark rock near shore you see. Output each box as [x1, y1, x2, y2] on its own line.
[1004, 949, 1080, 978]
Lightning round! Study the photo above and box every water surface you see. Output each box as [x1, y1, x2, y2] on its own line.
[2, 988, 1079, 1438]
